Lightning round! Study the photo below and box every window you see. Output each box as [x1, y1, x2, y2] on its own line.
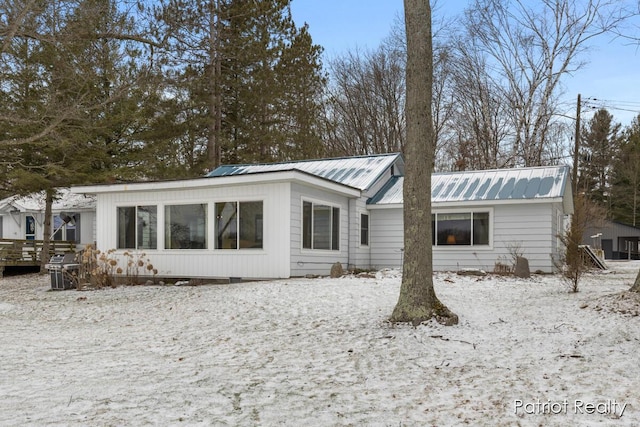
[25, 215, 36, 240]
[118, 206, 157, 249]
[53, 214, 80, 242]
[165, 204, 207, 249]
[433, 211, 490, 246]
[360, 213, 369, 246]
[215, 201, 263, 249]
[302, 201, 340, 250]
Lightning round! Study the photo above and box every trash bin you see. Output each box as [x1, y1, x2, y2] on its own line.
[45, 253, 79, 290]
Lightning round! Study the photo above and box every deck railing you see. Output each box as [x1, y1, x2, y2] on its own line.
[0, 239, 76, 276]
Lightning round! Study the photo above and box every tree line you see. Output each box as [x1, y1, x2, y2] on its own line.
[1, 0, 639, 225]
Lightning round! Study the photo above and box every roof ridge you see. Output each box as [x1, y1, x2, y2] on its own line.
[432, 164, 568, 176]
[215, 153, 400, 169]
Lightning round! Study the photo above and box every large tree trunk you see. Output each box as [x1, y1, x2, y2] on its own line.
[207, 0, 222, 170]
[631, 269, 640, 293]
[390, 0, 457, 326]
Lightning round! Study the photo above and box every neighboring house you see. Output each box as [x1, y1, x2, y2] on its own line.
[583, 220, 640, 260]
[71, 154, 573, 279]
[0, 188, 96, 248]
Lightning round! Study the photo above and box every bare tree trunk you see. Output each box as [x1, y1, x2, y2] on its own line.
[390, 0, 457, 326]
[40, 189, 53, 273]
[207, 0, 222, 170]
[631, 269, 640, 293]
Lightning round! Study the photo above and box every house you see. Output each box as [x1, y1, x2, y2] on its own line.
[0, 188, 96, 248]
[583, 220, 640, 260]
[71, 154, 573, 279]
[367, 165, 573, 273]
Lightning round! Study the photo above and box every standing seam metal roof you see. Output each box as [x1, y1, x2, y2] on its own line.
[368, 165, 571, 205]
[207, 153, 402, 191]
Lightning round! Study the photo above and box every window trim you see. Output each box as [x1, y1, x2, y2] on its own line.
[214, 200, 264, 250]
[432, 208, 493, 250]
[301, 198, 341, 252]
[360, 212, 369, 247]
[52, 213, 80, 243]
[117, 205, 158, 250]
[164, 202, 208, 250]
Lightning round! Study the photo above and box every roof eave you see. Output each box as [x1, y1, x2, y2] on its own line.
[72, 170, 361, 198]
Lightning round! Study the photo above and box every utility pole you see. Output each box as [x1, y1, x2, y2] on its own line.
[572, 93, 581, 196]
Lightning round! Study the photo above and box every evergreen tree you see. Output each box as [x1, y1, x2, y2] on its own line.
[611, 115, 640, 226]
[578, 108, 621, 208]
[1, 0, 159, 189]
[1, 0, 157, 267]
[155, 0, 325, 170]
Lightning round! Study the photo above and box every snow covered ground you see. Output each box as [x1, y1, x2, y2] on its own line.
[1, 261, 639, 426]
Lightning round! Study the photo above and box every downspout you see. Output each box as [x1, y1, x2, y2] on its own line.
[347, 197, 351, 271]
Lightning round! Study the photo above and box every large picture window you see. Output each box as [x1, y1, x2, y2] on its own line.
[433, 211, 490, 246]
[215, 201, 263, 249]
[302, 200, 340, 250]
[118, 206, 157, 249]
[165, 204, 207, 249]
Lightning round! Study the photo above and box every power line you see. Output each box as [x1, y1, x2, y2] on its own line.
[582, 97, 640, 116]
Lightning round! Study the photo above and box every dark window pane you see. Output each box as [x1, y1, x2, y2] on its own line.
[239, 202, 263, 249]
[65, 223, 76, 242]
[360, 214, 369, 246]
[137, 206, 157, 249]
[432, 213, 436, 245]
[332, 207, 340, 250]
[117, 207, 136, 249]
[313, 204, 331, 250]
[303, 201, 312, 249]
[165, 204, 207, 249]
[53, 216, 64, 241]
[216, 202, 237, 249]
[473, 212, 490, 245]
[436, 213, 471, 245]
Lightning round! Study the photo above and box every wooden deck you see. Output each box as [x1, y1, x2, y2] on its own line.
[0, 239, 76, 276]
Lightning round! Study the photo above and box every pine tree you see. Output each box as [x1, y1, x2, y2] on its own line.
[578, 108, 621, 208]
[155, 0, 325, 170]
[611, 115, 640, 226]
[1, 0, 157, 267]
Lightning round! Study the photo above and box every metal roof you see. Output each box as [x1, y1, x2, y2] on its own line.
[207, 153, 402, 191]
[0, 188, 96, 212]
[368, 165, 571, 205]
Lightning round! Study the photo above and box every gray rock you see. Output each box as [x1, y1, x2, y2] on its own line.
[330, 262, 344, 278]
[514, 256, 530, 278]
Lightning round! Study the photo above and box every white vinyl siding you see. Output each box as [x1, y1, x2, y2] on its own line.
[370, 208, 405, 269]
[290, 183, 350, 277]
[93, 182, 290, 279]
[370, 202, 559, 273]
[348, 198, 371, 271]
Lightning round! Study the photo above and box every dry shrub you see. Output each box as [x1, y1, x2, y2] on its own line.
[76, 245, 158, 289]
[556, 194, 606, 292]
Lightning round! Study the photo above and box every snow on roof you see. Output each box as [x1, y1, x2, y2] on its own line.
[0, 188, 96, 212]
[207, 153, 402, 191]
[368, 165, 571, 205]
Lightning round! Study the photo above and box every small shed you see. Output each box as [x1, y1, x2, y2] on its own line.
[583, 220, 640, 260]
